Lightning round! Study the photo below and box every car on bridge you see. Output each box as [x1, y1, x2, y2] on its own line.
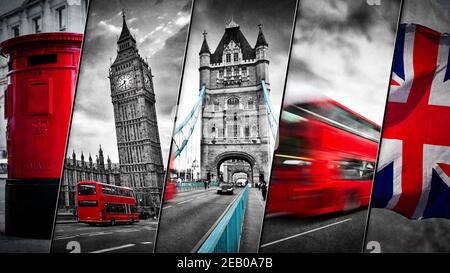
[217, 182, 234, 194]
[235, 179, 247, 187]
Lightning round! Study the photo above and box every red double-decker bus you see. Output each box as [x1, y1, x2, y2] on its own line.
[164, 181, 176, 201]
[267, 99, 380, 216]
[77, 181, 139, 225]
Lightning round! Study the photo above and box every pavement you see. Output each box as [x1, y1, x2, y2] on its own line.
[51, 219, 158, 253]
[365, 208, 450, 253]
[155, 187, 244, 252]
[0, 177, 50, 253]
[239, 187, 265, 253]
[259, 208, 368, 253]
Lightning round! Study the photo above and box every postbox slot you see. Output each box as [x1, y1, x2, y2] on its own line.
[26, 79, 53, 115]
[27, 54, 57, 66]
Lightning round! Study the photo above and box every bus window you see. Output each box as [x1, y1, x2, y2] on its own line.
[105, 203, 126, 214]
[78, 184, 97, 195]
[331, 106, 380, 141]
[102, 185, 117, 195]
[338, 159, 375, 180]
[78, 200, 98, 207]
[281, 110, 307, 123]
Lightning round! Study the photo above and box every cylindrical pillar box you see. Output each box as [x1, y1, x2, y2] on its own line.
[0, 32, 82, 239]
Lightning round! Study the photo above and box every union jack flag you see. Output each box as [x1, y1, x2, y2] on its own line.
[371, 23, 450, 219]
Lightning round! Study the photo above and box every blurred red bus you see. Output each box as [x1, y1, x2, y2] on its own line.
[77, 181, 139, 225]
[164, 181, 176, 201]
[267, 99, 380, 216]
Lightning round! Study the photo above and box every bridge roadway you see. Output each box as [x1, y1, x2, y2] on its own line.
[156, 186, 264, 253]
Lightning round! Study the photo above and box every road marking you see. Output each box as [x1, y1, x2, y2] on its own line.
[115, 228, 140, 233]
[260, 218, 353, 248]
[88, 232, 113, 237]
[54, 235, 79, 240]
[178, 198, 194, 205]
[141, 242, 153, 245]
[90, 244, 135, 253]
[163, 205, 172, 209]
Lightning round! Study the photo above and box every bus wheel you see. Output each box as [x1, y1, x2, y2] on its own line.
[111, 219, 116, 226]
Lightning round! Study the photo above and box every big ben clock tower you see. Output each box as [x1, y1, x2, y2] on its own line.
[109, 11, 164, 213]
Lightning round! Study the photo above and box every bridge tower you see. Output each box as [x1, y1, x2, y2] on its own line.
[199, 20, 271, 185]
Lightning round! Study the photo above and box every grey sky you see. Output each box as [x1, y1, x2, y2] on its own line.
[172, 0, 297, 170]
[284, 0, 401, 125]
[68, 0, 192, 165]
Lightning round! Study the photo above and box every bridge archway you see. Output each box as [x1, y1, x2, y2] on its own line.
[231, 171, 251, 184]
[211, 151, 260, 186]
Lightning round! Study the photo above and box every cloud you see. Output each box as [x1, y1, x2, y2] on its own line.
[67, 0, 191, 165]
[174, 14, 190, 26]
[286, 0, 402, 124]
[98, 20, 121, 35]
[127, 17, 138, 24]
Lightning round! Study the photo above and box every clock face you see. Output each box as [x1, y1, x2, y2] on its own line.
[144, 74, 151, 87]
[116, 73, 134, 90]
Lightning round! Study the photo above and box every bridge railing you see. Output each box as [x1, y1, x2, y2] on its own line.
[176, 180, 220, 192]
[196, 185, 249, 253]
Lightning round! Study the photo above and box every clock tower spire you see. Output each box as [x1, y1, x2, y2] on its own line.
[108, 10, 164, 215]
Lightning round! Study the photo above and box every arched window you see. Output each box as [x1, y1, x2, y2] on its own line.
[242, 66, 247, 77]
[213, 100, 220, 111]
[233, 112, 239, 138]
[233, 52, 239, 62]
[211, 125, 216, 138]
[226, 53, 231, 63]
[227, 97, 239, 109]
[247, 98, 254, 109]
[233, 66, 239, 76]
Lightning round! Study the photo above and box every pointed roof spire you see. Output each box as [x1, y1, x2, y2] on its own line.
[118, 8, 135, 43]
[255, 23, 268, 47]
[200, 30, 210, 54]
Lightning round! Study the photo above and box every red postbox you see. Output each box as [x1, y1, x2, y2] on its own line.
[0, 32, 82, 239]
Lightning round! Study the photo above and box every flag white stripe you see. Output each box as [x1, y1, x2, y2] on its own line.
[429, 34, 450, 107]
[376, 139, 403, 209]
[389, 24, 416, 103]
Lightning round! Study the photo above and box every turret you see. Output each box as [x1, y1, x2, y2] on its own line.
[81, 152, 85, 167]
[255, 24, 269, 83]
[199, 30, 211, 88]
[88, 153, 93, 168]
[98, 145, 105, 169]
[72, 150, 76, 166]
